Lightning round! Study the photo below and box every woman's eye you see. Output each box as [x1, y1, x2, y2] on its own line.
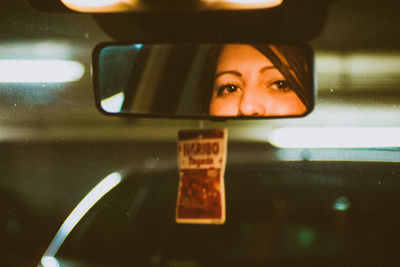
[270, 80, 290, 92]
[217, 84, 241, 96]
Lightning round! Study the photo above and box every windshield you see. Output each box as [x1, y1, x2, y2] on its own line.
[0, 0, 399, 266]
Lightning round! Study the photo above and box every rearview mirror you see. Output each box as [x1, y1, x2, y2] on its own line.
[93, 43, 315, 119]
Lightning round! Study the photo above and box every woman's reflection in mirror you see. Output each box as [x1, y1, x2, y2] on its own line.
[197, 44, 313, 117]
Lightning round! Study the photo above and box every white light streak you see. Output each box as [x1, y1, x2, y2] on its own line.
[268, 127, 400, 148]
[41, 172, 122, 258]
[276, 149, 400, 162]
[316, 52, 400, 76]
[101, 92, 125, 113]
[0, 60, 85, 83]
[316, 52, 400, 91]
[0, 41, 76, 59]
[41, 256, 60, 267]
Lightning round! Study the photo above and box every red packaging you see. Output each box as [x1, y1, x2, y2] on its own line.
[176, 129, 227, 224]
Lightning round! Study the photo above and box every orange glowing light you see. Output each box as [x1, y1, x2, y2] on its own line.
[59, 0, 137, 12]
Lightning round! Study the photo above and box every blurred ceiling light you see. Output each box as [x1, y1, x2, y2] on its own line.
[203, 0, 283, 9]
[134, 43, 143, 50]
[277, 149, 400, 162]
[0, 60, 85, 83]
[316, 52, 400, 91]
[316, 52, 400, 75]
[333, 197, 350, 211]
[42, 172, 122, 258]
[101, 92, 125, 113]
[0, 41, 77, 60]
[60, 0, 137, 12]
[268, 127, 400, 148]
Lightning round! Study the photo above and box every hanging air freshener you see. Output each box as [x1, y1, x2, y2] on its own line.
[176, 128, 227, 224]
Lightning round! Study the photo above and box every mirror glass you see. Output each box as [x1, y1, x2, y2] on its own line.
[94, 43, 315, 118]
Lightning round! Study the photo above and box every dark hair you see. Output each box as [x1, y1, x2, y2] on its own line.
[196, 44, 314, 115]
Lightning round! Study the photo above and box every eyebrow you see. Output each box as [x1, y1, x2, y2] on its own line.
[215, 66, 282, 79]
[259, 66, 278, 73]
[215, 70, 242, 79]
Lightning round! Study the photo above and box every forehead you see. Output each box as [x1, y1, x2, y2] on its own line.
[216, 44, 274, 70]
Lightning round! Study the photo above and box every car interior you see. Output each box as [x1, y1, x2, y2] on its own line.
[0, 0, 399, 266]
